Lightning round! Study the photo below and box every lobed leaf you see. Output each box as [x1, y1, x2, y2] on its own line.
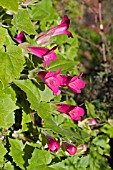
[12, 10, 36, 35]
[0, 0, 18, 12]
[9, 138, 25, 170]
[27, 148, 52, 170]
[0, 45, 25, 88]
[0, 92, 18, 128]
[0, 140, 7, 166]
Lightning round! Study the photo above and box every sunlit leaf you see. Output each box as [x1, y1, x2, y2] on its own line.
[9, 138, 25, 170]
[0, 0, 18, 12]
[12, 10, 36, 35]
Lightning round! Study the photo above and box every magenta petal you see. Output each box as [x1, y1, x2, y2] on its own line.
[38, 71, 47, 80]
[48, 138, 60, 152]
[63, 142, 77, 156]
[67, 145, 77, 155]
[43, 50, 57, 68]
[35, 15, 72, 45]
[36, 32, 53, 45]
[57, 104, 74, 114]
[60, 75, 71, 86]
[68, 106, 85, 121]
[15, 32, 25, 44]
[45, 76, 61, 96]
[68, 75, 85, 93]
[44, 68, 62, 79]
[61, 15, 70, 26]
[27, 46, 48, 58]
[47, 15, 73, 38]
[38, 69, 62, 96]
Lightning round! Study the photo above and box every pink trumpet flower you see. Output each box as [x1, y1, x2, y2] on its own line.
[63, 142, 77, 156]
[47, 137, 60, 152]
[38, 68, 62, 96]
[27, 46, 58, 68]
[15, 32, 25, 44]
[36, 15, 73, 45]
[60, 73, 85, 94]
[57, 104, 85, 121]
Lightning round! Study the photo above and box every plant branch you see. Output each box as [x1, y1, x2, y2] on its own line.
[77, 35, 101, 51]
[98, 0, 107, 69]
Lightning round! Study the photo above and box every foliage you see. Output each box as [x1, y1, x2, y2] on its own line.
[0, 0, 112, 169]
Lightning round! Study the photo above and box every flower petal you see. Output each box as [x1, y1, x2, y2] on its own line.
[27, 46, 48, 58]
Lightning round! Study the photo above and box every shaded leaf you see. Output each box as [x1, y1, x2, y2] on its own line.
[14, 79, 40, 111]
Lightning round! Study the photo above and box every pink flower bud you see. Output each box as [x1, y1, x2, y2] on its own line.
[47, 137, 60, 152]
[63, 142, 77, 156]
[78, 144, 87, 152]
[15, 32, 25, 44]
[88, 118, 97, 125]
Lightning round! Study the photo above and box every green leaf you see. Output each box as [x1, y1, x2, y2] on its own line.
[92, 135, 109, 148]
[28, 165, 56, 170]
[100, 124, 113, 138]
[9, 138, 25, 170]
[44, 117, 80, 140]
[92, 135, 110, 156]
[85, 100, 98, 118]
[14, 79, 40, 111]
[89, 146, 111, 170]
[47, 58, 79, 73]
[12, 10, 36, 35]
[0, 83, 17, 103]
[0, 140, 7, 166]
[50, 162, 68, 170]
[28, 0, 58, 21]
[0, 27, 12, 49]
[21, 110, 31, 132]
[27, 148, 52, 170]
[4, 86, 17, 103]
[0, 0, 18, 12]
[44, 117, 64, 134]
[0, 45, 25, 88]
[39, 85, 54, 102]
[37, 102, 52, 119]
[0, 92, 18, 128]
[79, 156, 89, 168]
[3, 161, 14, 170]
